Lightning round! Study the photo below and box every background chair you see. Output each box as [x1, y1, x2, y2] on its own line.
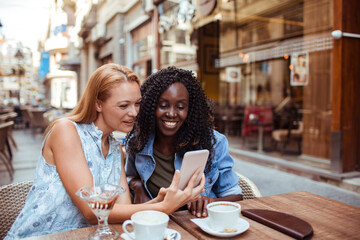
[236, 172, 262, 200]
[0, 180, 33, 239]
[20, 108, 33, 129]
[242, 105, 274, 149]
[1, 112, 18, 153]
[0, 121, 15, 179]
[30, 109, 48, 133]
[272, 121, 303, 155]
[0, 113, 18, 160]
[272, 102, 302, 155]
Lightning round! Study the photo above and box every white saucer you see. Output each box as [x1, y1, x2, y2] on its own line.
[191, 217, 250, 238]
[120, 228, 181, 240]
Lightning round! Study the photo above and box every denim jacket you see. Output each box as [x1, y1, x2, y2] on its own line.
[125, 130, 242, 198]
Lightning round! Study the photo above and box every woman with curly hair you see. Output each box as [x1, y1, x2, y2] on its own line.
[126, 66, 242, 218]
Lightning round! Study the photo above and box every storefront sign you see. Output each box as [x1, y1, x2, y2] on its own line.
[290, 52, 309, 86]
[38, 51, 50, 78]
[198, 0, 217, 16]
[226, 67, 241, 82]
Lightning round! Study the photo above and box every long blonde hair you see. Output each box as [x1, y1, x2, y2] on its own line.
[45, 63, 140, 135]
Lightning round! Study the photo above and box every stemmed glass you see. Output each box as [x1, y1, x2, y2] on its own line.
[76, 183, 125, 240]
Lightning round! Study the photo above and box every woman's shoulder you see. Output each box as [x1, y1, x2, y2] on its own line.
[212, 129, 227, 141]
[50, 118, 78, 137]
[210, 129, 231, 152]
[53, 118, 75, 127]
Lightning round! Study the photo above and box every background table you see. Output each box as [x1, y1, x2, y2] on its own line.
[170, 191, 360, 239]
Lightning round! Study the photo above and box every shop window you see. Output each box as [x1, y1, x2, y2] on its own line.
[133, 59, 152, 82]
[175, 30, 186, 44]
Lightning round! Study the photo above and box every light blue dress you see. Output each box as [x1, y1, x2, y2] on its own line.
[5, 122, 122, 239]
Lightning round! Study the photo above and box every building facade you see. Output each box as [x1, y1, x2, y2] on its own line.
[78, 0, 155, 86]
[73, 0, 359, 174]
[0, 39, 34, 106]
[154, 0, 359, 174]
[42, 0, 79, 110]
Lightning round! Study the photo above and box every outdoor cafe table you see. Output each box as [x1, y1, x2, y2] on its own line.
[171, 191, 360, 239]
[23, 219, 197, 240]
[23, 191, 360, 240]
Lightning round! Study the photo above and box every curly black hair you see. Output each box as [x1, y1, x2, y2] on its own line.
[126, 66, 216, 162]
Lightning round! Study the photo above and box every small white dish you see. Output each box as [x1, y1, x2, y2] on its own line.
[191, 217, 250, 238]
[120, 228, 181, 240]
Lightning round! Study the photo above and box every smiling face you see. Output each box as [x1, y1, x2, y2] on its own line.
[95, 81, 141, 134]
[155, 82, 189, 139]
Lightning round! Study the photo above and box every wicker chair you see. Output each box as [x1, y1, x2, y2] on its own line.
[236, 172, 262, 200]
[0, 181, 33, 239]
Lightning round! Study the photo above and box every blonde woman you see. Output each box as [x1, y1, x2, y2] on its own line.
[5, 64, 204, 239]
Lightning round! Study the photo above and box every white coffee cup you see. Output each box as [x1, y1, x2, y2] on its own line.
[206, 201, 241, 232]
[122, 210, 169, 240]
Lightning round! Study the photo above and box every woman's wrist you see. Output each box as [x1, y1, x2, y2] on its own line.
[148, 196, 160, 203]
[157, 201, 172, 215]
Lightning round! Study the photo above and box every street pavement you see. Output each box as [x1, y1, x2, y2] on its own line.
[1, 128, 360, 208]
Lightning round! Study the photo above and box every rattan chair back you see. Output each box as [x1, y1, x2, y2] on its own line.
[236, 172, 262, 200]
[0, 181, 33, 239]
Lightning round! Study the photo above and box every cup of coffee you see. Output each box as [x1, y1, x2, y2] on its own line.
[122, 210, 169, 240]
[206, 201, 241, 232]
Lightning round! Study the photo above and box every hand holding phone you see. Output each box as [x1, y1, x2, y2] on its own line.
[178, 149, 209, 190]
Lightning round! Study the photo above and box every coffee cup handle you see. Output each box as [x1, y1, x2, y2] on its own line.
[122, 220, 136, 239]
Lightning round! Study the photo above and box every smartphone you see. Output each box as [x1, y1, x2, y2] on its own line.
[178, 149, 210, 190]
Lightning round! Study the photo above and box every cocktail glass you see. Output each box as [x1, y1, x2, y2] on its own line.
[76, 183, 125, 240]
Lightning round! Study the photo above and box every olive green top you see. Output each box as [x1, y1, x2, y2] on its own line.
[147, 147, 175, 198]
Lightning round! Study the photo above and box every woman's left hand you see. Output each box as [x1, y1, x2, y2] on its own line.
[187, 195, 215, 217]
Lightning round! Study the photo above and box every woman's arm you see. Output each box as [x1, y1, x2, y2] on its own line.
[45, 119, 101, 224]
[117, 146, 132, 204]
